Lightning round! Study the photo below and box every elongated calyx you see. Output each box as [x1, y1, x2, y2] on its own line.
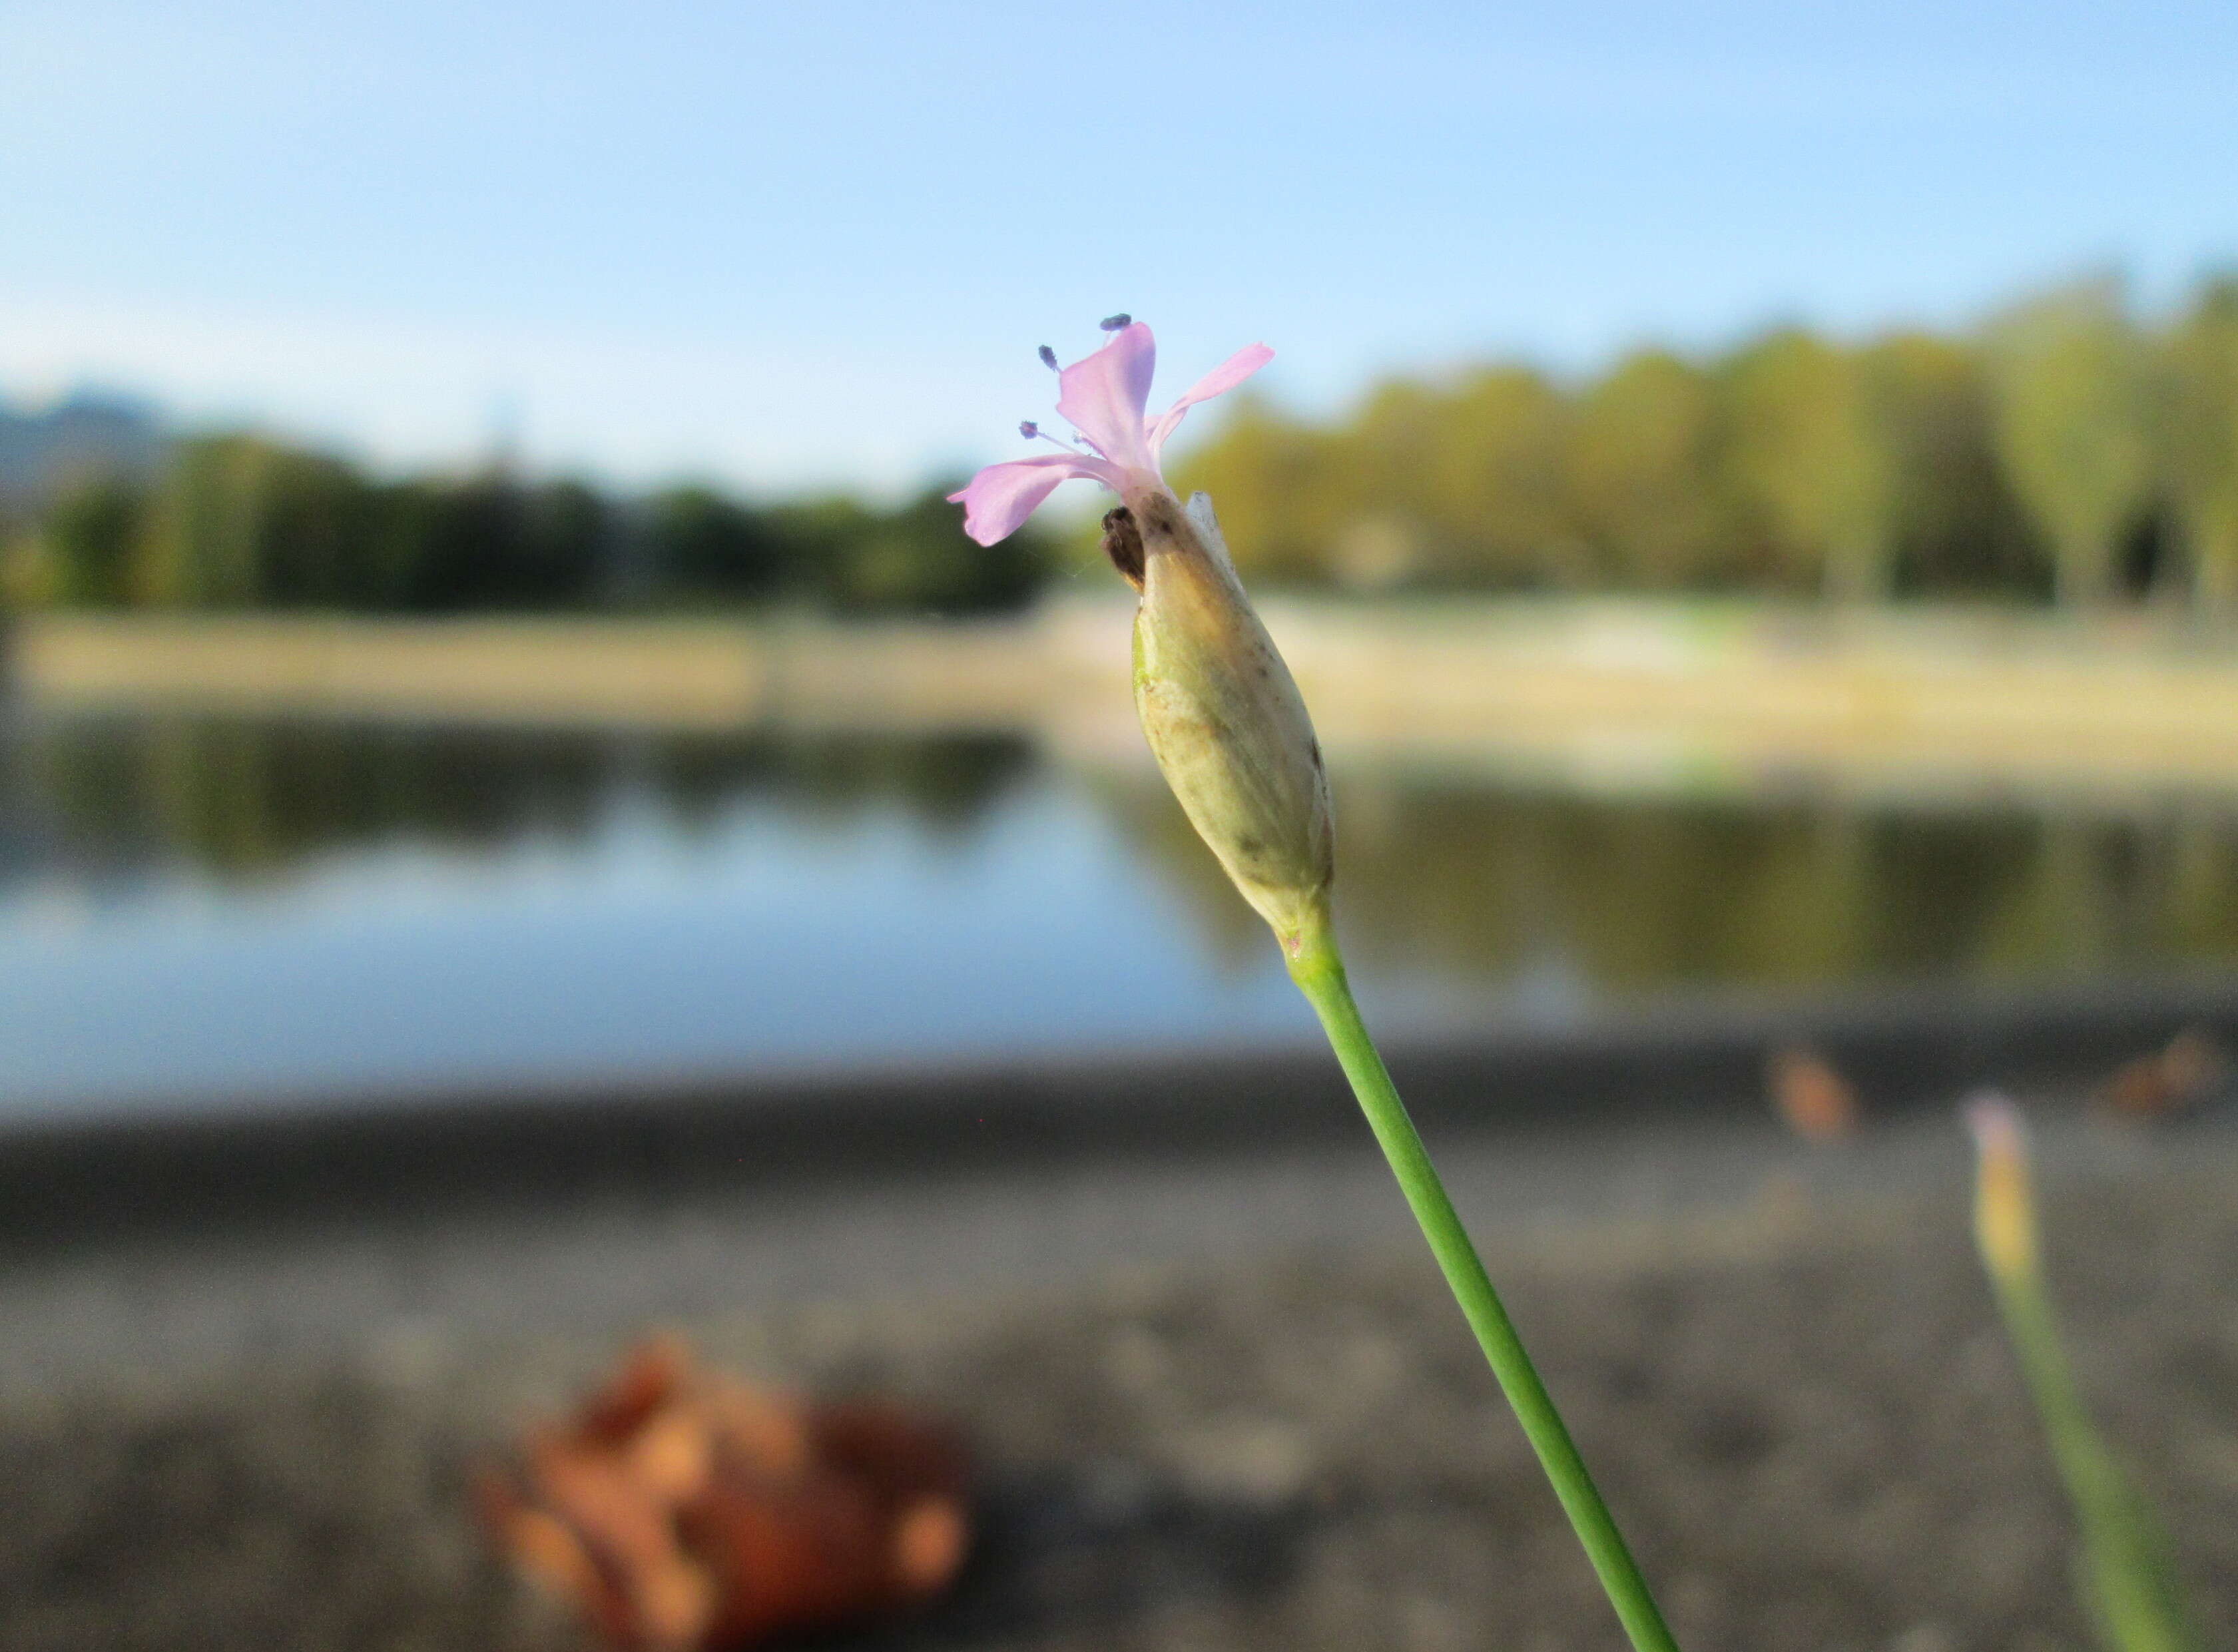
[1115, 491, 1333, 953]
[950, 320, 1334, 954]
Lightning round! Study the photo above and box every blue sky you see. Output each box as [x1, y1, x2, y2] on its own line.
[2, 0, 2233, 499]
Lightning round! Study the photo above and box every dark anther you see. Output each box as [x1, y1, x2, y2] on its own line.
[1019, 420, 1039, 439]
[1037, 344, 1059, 370]
[1099, 313, 1132, 331]
[1100, 505, 1145, 591]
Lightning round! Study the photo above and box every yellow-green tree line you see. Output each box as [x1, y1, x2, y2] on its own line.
[1175, 275, 2238, 607]
[13, 272, 2238, 614]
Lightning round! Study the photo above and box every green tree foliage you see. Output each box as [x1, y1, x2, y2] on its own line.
[134, 434, 408, 609]
[29, 441, 1042, 617]
[138, 435, 298, 606]
[1857, 334, 2046, 597]
[1170, 394, 1343, 585]
[32, 271, 2238, 617]
[1431, 367, 1575, 587]
[1322, 378, 1444, 590]
[2163, 279, 2238, 615]
[1314, 368, 1572, 590]
[387, 475, 608, 612]
[782, 483, 1051, 615]
[42, 473, 148, 606]
[1563, 350, 1730, 588]
[643, 485, 784, 604]
[1168, 276, 2238, 611]
[1986, 278, 2155, 607]
[1719, 329, 1896, 599]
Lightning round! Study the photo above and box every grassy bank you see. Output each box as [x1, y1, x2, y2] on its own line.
[16, 601, 2238, 797]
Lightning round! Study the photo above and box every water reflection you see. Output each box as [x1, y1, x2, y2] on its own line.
[3, 716, 1037, 892]
[6, 712, 2238, 1113]
[13, 715, 2238, 991]
[1095, 763, 2238, 993]
[1321, 778, 2238, 989]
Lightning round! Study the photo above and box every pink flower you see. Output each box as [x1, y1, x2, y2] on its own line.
[949, 321, 1273, 547]
[1962, 1089, 2029, 1160]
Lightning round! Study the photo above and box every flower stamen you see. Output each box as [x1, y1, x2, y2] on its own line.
[949, 320, 1271, 548]
[1019, 420, 1095, 459]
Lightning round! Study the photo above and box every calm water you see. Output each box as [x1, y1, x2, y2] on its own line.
[7, 710, 2238, 1120]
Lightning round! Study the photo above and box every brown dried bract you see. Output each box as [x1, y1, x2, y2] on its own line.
[477, 1338, 971, 1650]
[2103, 1026, 2229, 1119]
[1767, 1043, 1859, 1143]
[1100, 505, 1145, 591]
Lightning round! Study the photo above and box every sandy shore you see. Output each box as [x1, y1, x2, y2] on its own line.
[22, 602, 2238, 801]
[1, 1093, 2232, 1652]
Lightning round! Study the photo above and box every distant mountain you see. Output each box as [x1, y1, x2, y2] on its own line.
[0, 392, 164, 505]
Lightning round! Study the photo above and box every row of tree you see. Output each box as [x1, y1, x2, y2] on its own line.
[1175, 276, 2238, 608]
[7, 441, 1051, 617]
[9, 273, 2237, 614]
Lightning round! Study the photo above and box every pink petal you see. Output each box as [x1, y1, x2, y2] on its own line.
[1146, 342, 1273, 460]
[1963, 1090, 2028, 1156]
[1055, 323, 1157, 472]
[947, 453, 1120, 545]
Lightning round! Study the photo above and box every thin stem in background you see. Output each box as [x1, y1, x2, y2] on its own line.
[1966, 1099, 2199, 1652]
[1990, 1268, 2196, 1652]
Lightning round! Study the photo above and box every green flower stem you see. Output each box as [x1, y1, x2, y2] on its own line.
[1288, 921, 1680, 1652]
[1986, 1264, 2195, 1652]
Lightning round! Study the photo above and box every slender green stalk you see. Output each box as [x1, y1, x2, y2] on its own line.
[1988, 1269, 2196, 1652]
[1288, 918, 1681, 1652]
[1968, 1101, 2197, 1652]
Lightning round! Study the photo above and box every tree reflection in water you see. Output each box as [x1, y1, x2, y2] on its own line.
[10, 713, 2238, 998]
[1, 716, 1037, 890]
[1105, 764, 2238, 995]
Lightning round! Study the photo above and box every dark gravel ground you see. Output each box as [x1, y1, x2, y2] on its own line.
[0, 1107, 2233, 1652]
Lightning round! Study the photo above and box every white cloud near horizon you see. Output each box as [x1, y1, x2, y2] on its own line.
[0, 286, 994, 496]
